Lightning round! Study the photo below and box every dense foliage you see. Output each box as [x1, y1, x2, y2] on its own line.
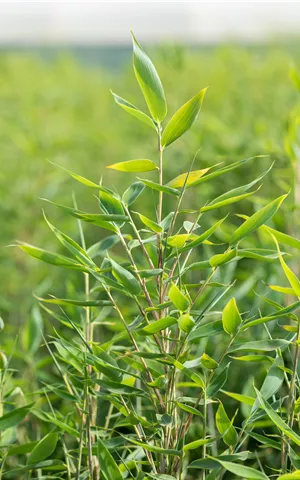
[1, 38, 300, 479]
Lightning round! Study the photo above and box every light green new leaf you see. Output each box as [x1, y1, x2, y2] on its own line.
[278, 472, 300, 479]
[221, 390, 255, 406]
[213, 458, 269, 479]
[168, 283, 190, 311]
[251, 355, 284, 412]
[133, 211, 162, 233]
[132, 32, 167, 122]
[167, 168, 210, 188]
[162, 88, 207, 147]
[50, 161, 113, 193]
[168, 234, 198, 248]
[138, 316, 177, 335]
[122, 181, 145, 206]
[262, 224, 300, 251]
[255, 388, 300, 446]
[230, 194, 288, 246]
[183, 438, 214, 452]
[216, 402, 237, 446]
[241, 300, 300, 330]
[269, 285, 296, 295]
[222, 298, 242, 335]
[97, 439, 123, 480]
[270, 233, 300, 298]
[111, 91, 156, 129]
[27, 433, 58, 465]
[110, 258, 141, 296]
[178, 313, 195, 333]
[107, 159, 157, 172]
[210, 249, 237, 268]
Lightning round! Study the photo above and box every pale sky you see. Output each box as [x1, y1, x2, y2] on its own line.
[0, 1, 299, 45]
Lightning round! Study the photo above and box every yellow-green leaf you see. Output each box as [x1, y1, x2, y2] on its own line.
[167, 168, 210, 189]
[107, 159, 157, 172]
[133, 211, 162, 233]
[162, 88, 207, 147]
[111, 91, 156, 129]
[177, 313, 195, 333]
[132, 32, 167, 122]
[270, 234, 300, 298]
[168, 283, 190, 312]
[222, 298, 242, 335]
[278, 472, 300, 480]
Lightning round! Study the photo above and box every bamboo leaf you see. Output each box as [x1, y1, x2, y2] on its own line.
[123, 181, 145, 206]
[216, 402, 237, 446]
[97, 439, 123, 480]
[168, 283, 190, 311]
[27, 433, 58, 465]
[18, 243, 89, 272]
[109, 258, 141, 296]
[137, 316, 177, 335]
[222, 298, 242, 335]
[167, 168, 210, 188]
[111, 91, 156, 129]
[162, 89, 207, 147]
[132, 32, 167, 122]
[133, 211, 163, 233]
[138, 177, 180, 196]
[230, 194, 288, 246]
[107, 159, 157, 172]
[212, 458, 269, 479]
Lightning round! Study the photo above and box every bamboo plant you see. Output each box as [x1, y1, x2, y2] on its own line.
[4, 33, 300, 480]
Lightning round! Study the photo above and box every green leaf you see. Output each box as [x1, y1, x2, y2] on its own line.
[162, 88, 207, 147]
[167, 168, 210, 188]
[122, 181, 145, 206]
[43, 212, 95, 268]
[138, 177, 180, 196]
[168, 283, 190, 311]
[124, 436, 181, 456]
[27, 433, 58, 465]
[212, 458, 269, 479]
[50, 161, 113, 193]
[133, 211, 162, 233]
[132, 32, 167, 122]
[99, 191, 124, 216]
[230, 194, 288, 246]
[111, 91, 156, 129]
[221, 390, 255, 406]
[251, 355, 284, 412]
[0, 404, 33, 431]
[222, 298, 242, 335]
[137, 316, 177, 335]
[36, 296, 112, 307]
[255, 388, 300, 447]
[187, 321, 223, 342]
[241, 300, 300, 330]
[270, 233, 300, 298]
[168, 234, 198, 249]
[18, 243, 89, 272]
[262, 225, 300, 251]
[228, 339, 291, 353]
[109, 258, 141, 296]
[201, 163, 273, 212]
[177, 313, 195, 333]
[188, 452, 249, 470]
[183, 438, 214, 452]
[209, 249, 237, 268]
[207, 364, 229, 398]
[269, 285, 295, 295]
[23, 305, 43, 355]
[107, 159, 157, 172]
[176, 402, 203, 417]
[97, 439, 123, 480]
[200, 353, 218, 370]
[87, 235, 120, 258]
[216, 402, 237, 446]
[187, 155, 263, 187]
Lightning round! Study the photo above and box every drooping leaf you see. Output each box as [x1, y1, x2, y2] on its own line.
[183, 438, 214, 452]
[216, 402, 238, 446]
[36, 296, 112, 307]
[228, 339, 291, 353]
[107, 159, 157, 172]
[168, 283, 190, 311]
[109, 258, 141, 296]
[162, 89, 207, 147]
[138, 177, 180, 196]
[0, 404, 33, 431]
[18, 244, 89, 272]
[222, 298, 242, 335]
[132, 32, 167, 122]
[111, 91, 156, 129]
[270, 233, 300, 298]
[255, 388, 300, 446]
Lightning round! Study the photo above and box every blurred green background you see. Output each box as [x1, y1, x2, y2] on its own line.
[1, 42, 299, 324]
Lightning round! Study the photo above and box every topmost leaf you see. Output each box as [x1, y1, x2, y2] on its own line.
[132, 32, 167, 123]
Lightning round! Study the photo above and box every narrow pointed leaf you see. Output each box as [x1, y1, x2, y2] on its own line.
[167, 168, 210, 188]
[107, 159, 157, 172]
[222, 298, 242, 335]
[111, 91, 156, 129]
